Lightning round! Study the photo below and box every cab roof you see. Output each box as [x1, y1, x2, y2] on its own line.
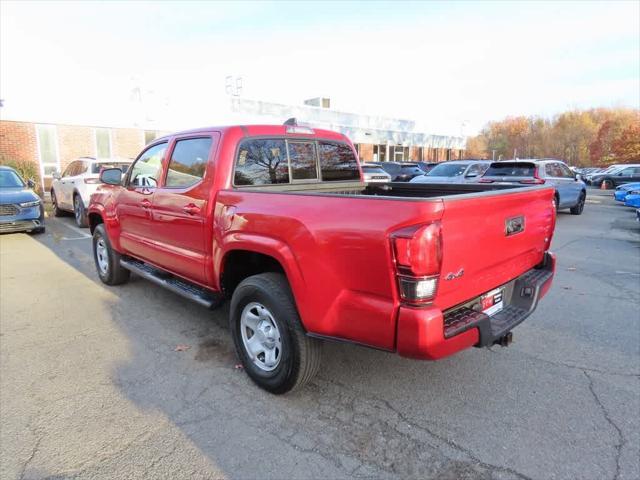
[154, 124, 349, 144]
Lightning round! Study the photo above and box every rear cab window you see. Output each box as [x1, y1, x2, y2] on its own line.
[234, 137, 360, 186]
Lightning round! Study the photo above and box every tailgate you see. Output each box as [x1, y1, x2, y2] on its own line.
[435, 186, 555, 310]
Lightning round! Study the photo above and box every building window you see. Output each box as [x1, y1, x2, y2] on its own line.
[144, 130, 158, 145]
[95, 128, 112, 158]
[373, 144, 387, 162]
[417, 147, 424, 162]
[36, 124, 59, 177]
[389, 146, 409, 162]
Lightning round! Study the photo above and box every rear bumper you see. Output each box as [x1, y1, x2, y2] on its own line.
[396, 251, 556, 360]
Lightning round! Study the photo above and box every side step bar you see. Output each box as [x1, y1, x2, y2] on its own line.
[120, 258, 222, 309]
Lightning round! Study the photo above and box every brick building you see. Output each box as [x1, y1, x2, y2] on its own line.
[0, 120, 166, 189]
[0, 96, 465, 190]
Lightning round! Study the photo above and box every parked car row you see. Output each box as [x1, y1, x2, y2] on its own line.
[368, 158, 586, 215]
[582, 164, 640, 188]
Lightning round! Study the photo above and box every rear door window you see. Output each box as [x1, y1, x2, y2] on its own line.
[318, 142, 359, 181]
[165, 137, 212, 188]
[545, 163, 563, 178]
[234, 139, 289, 186]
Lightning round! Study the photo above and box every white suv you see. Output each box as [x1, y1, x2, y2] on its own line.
[51, 157, 132, 227]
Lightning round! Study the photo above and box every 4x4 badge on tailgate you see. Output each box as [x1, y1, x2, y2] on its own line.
[445, 268, 464, 281]
[505, 215, 525, 236]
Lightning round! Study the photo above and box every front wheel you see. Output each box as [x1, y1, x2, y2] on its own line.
[570, 192, 586, 215]
[230, 273, 321, 394]
[92, 224, 130, 285]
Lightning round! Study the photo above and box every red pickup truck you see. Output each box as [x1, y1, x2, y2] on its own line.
[88, 122, 556, 393]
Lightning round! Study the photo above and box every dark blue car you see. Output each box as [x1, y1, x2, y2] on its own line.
[0, 166, 45, 234]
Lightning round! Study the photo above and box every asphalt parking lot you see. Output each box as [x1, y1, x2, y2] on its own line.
[1, 189, 639, 480]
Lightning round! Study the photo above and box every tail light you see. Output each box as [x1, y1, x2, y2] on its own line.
[520, 167, 545, 185]
[391, 222, 442, 305]
[84, 177, 100, 184]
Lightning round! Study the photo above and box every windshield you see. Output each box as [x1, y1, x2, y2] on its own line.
[92, 162, 131, 174]
[0, 169, 25, 188]
[484, 163, 536, 177]
[427, 163, 470, 177]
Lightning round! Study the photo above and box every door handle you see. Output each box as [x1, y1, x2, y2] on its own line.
[140, 199, 152, 209]
[183, 204, 201, 215]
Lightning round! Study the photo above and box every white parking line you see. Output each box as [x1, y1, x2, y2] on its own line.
[55, 220, 91, 238]
[585, 199, 601, 204]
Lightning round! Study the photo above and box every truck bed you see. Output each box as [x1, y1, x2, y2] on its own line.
[217, 182, 555, 350]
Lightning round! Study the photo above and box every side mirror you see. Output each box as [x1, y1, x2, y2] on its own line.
[27, 179, 36, 188]
[100, 168, 123, 185]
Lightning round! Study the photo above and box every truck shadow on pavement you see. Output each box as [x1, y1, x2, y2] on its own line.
[24, 216, 523, 480]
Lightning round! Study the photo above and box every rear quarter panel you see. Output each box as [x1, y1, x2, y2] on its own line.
[215, 190, 445, 350]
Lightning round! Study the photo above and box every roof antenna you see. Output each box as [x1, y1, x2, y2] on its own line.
[283, 117, 298, 126]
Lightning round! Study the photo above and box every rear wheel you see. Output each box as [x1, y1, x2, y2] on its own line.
[74, 194, 88, 227]
[230, 272, 321, 394]
[570, 191, 586, 215]
[92, 224, 130, 285]
[51, 190, 64, 217]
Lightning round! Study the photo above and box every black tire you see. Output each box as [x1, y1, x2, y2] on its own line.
[92, 224, 130, 285]
[554, 194, 560, 213]
[51, 189, 64, 217]
[570, 191, 586, 215]
[73, 194, 89, 228]
[602, 179, 614, 190]
[29, 227, 45, 235]
[230, 272, 321, 394]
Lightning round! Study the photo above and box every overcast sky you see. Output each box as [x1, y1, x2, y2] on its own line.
[1, 0, 638, 136]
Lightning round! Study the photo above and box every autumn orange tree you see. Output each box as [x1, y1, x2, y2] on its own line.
[466, 108, 639, 165]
